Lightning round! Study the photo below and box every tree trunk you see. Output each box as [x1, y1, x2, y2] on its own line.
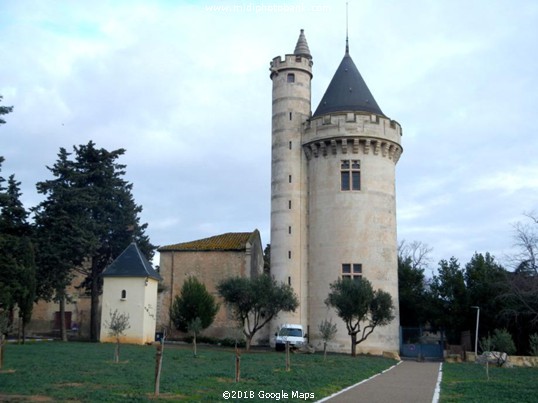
[154, 343, 163, 396]
[285, 341, 290, 371]
[193, 332, 197, 357]
[115, 338, 120, 363]
[235, 346, 241, 382]
[245, 335, 252, 351]
[351, 333, 357, 357]
[323, 342, 327, 361]
[21, 320, 26, 344]
[60, 295, 67, 342]
[0, 333, 4, 369]
[90, 261, 100, 342]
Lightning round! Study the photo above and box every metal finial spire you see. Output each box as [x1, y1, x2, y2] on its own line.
[345, 2, 349, 55]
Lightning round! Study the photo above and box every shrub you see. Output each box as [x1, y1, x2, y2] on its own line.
[479, 328, 516, 367]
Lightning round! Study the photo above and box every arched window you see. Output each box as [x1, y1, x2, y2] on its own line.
[121, 290, 127, 300]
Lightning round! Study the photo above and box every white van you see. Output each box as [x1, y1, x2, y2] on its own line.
[274, 324, 307, 351]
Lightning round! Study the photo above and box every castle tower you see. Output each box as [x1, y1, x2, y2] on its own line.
[269, 30, 312, 329]
[270, 30, 402, 353]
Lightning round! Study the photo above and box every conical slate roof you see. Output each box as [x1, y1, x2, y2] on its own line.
[293, 29, 311, 59]
[102, 242, 162, 280]
[313, 51, 383, 117]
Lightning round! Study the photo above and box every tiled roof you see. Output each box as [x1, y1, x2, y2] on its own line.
[102, 242, 162, 280]
[158, 231, 256, 252]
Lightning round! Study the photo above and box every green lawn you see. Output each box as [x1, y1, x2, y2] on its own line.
[0, 342, 396, 402]
[441, 362, 538, 402]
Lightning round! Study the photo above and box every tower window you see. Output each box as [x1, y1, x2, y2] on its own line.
[288, 200, 292, 209]
[341, 160, 361, 191]
[287, 73, 295, 83]
[289, 112, 292, 120]
[342, 263, 362, 282]
[289, 141, 292, 150]
[288, 226, 292, 234]
[289, 175, 292, 183]
[121, 290, 127, 300]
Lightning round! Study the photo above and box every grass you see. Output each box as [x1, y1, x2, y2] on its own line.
[441, 362, 538, 402]
[0, 342, 396, 402]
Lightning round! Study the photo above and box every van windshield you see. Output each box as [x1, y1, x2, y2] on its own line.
[279, 328, 302, 337]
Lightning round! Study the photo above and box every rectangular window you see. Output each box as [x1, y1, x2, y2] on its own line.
[288, 200, 292, 209]
[289, 141, 292, 150]
[288, 226, 292, 234]
[341, 160, 361, 191]
[342, 263, 362, 282]
[289, 175, 292, 183]
[288, 251, 292, 259]
[287, 73, 295, 83]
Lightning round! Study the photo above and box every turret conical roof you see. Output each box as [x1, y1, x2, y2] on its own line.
[313, 50, 383, 117]
[293, 29, 311, 59]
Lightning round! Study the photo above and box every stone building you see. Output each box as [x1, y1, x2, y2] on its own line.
[99, 242, 162, 345]
[269, 30, 402, 354]
[157, 230, 266, 341]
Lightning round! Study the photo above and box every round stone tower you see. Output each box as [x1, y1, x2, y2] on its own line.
[269, 30, 402, 354]
[303, 41, 402, 353]
[269, 30, 312, 330]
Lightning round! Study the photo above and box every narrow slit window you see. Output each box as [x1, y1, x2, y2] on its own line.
[288, 251, 292, 259]
[121, 290, 127, 299]
[289, 112, 292, 120]
[289, 141, 292, 150]
[288, 200, 292, 209]
[288, 276, 291, 285]
[289, 175, 292, 183]
[288, 226, 292, 234]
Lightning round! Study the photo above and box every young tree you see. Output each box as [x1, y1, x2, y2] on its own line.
[318, 318, 338, 360]
[217, 274, 299, 350]
[480, 328, 516, 367]
[325, 277, 394, 357]
[169, 276, 219, 356]
[34, 142, 154, 341]
[105, 309, 130, 363]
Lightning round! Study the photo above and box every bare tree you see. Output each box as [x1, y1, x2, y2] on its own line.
[398, 240, 433, 271]
[105, 309, 130, 363]
[504, 213, 538, 327]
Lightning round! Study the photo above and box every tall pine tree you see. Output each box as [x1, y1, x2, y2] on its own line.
[34, 141, 154, 341]
[0, 172, 36, 341]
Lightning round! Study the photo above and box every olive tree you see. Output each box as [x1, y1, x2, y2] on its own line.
[217, 274, 298, 350]
[325, 277, 395, 357]
[105, 309, 130, 363]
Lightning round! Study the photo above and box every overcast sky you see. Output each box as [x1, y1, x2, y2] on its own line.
[1, 0, 537, 272]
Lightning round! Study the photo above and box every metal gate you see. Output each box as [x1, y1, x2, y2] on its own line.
[400, 327, 444, 360]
